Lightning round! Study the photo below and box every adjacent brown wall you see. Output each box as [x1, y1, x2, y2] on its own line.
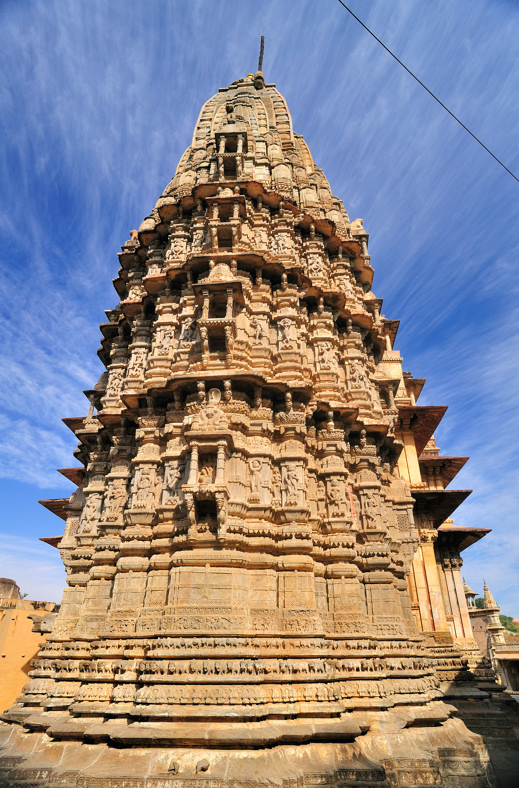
[0, 600, 56, 712]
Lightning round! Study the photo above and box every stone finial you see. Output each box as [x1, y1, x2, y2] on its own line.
[254, 71, 265, 90]
[483, 579, 499, 610]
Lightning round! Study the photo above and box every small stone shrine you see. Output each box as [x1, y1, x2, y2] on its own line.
[0, 72, 513, 786]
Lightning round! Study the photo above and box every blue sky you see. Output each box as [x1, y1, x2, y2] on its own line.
[1, 0, 518, 612]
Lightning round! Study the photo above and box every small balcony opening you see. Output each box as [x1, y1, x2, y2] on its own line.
[208, 330, 227, 354]
[225, 137, 238, 153]
[223, 157, 237, 179]
[195, 498, 218, 529]
[219, 204, 232, 222]
[217, 227, 233, 250]
[209, 294, 227, 319]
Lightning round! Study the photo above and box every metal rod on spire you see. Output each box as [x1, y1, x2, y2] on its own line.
[258, 35, 264, 72]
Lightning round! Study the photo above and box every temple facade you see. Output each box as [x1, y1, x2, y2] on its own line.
[1, 72, 517, 787]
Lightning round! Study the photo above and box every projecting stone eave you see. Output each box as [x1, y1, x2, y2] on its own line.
[62, 417, 86, 434]
[436, 524, 491, 553]
[381, 318, 400, 346]
[39, 536, 62, 548]
[38, 499, 69, 521]
[397, 405, 448, 456]
[403, 376, 426, 403]
[411, 488, 472, 528]
[57, 467, 85, 486]
[418, 455, 469, 487]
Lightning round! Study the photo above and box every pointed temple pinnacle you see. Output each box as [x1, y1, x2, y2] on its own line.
[258, 34, 264, 72]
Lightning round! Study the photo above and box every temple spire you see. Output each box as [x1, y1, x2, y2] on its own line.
[483, 579, 499, 610]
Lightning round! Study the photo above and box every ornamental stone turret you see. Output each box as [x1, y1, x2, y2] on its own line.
[0, 73, 510, 788]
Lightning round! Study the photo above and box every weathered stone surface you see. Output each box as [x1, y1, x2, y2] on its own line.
[1, 73, 518, 786]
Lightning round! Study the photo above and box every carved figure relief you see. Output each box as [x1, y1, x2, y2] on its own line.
[215, 491, 227, 536]
[251, 316, 268, 344]
[191, 227, 205, 250]
[191, 388, 228, 433]
[327, 477, 347, 518]
[281, 462, 304, 507]
[316, 343, 336, 371]
[104, 479, 128, 521]
[162, 459, 186, 505]
[178, 319, 198, 347]
[317, 479, 326, 517]
[132, 465, 156, 509]
[360, 487, 381, 530]
[273, 232, 292, 254]
[106, 367, 124, 398]
[127, 347, 148, 378]
[198, 455, 216, 485]
[349, 362, 365, 389]
[166, 236, 186, 261]
[248, 458, 271, 504]
[79, 493, 103, 534]
[155, 326, 175, 356]
[307, 254, 324, 278]
[272, 464, 282, 506]
[278, 318, 296, 351]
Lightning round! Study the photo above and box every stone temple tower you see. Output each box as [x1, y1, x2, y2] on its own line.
[0, 73, 498, 786]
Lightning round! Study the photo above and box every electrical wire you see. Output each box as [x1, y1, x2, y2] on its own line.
[336, 0, 519, 184]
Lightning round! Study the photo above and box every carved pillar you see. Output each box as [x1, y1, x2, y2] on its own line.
[216, 441, 226, 483]
[226, 287, 233, 318]
[411, 546, 434, 631]
[420, 529, 448, 632]
[188, 444, 199, 485]
[398, 425, 422, 485]
[451, 555, 473, 638]
[441, 556, 465, 638]
[202, 289, 209, 319]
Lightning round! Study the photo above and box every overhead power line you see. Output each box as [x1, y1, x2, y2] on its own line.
[336, 0, 519, 184]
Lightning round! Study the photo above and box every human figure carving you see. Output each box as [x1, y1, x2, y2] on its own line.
[249, 458, 264, 500]
[251, 316, 267, 344]
[133, 466, 155, 509]
[272, 464, 281, 504]
[198, 456, 216, 484]
[157, 327, 173, 356]
[166, 236, 184, 260]
[349, 362, 365, 388]
[327, 477, 346, 518]
[106, 367, 124, 397]
[278, 318, 295, 350]
[308, 254, 323, 277]
[282, 462, 302, 506]
[361, 488, 379, 529]
[127, 348, 147, 378]
[179, 319, 197, 346]
[163, 460, 184, 505]
[80, 493, 102, 533]
[317, 344, 334, 370]
[105, 480, 127, 521]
